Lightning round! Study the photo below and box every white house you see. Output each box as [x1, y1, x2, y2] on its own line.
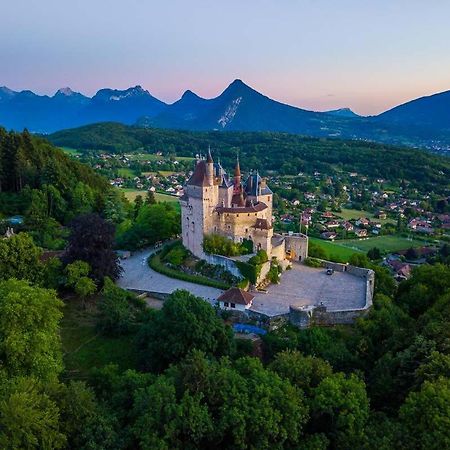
[217, 288, 254, 312]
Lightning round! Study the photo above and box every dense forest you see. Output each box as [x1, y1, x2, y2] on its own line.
[0, 228, 449, 448]
[48, 122, 450, 193]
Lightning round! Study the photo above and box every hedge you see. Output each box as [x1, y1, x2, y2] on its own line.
[149, 252, 230, 290]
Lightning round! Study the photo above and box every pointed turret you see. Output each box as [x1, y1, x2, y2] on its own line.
[206, 146, 214, 185]
[207, 145, 213, 163]
[234, 155, 241, 185]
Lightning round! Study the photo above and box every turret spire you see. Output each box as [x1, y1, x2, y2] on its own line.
[207, 145, 213, 163]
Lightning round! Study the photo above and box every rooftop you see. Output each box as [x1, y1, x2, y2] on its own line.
[218, 287, 254, 305]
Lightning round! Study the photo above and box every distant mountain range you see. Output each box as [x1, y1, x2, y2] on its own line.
[1, 80, 450, 153]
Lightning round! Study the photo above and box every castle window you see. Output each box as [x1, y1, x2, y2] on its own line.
[236, 214, 239, 217]
[230, 303, 236, 308]
[228, 225, 231, 230]
[248, 213, 250, 216]
[224, 302, 229, 307]
[245, 228, 248, 233]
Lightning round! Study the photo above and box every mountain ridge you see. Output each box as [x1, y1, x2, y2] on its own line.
[1, 80, 450, 153]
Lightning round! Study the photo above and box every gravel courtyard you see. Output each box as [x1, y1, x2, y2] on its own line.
[250, 263, 367, 317]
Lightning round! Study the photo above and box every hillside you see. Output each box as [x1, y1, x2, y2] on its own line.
[0, 128, 110, 227]
[47, 123, 450, 193]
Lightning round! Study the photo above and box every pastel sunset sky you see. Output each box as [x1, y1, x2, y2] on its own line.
[2, 0, 450, 115]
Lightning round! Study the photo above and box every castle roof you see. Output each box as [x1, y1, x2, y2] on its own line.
[187, 160, 209, 186]
[244, 172, 273, 196]
[217, 287, 254, 305]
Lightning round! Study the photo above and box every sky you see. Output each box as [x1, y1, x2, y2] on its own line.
[1, 0, 450, 115]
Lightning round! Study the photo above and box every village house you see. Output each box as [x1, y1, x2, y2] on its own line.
[217, 287, 255, 311]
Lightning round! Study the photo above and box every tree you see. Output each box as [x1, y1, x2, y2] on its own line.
[270, 350, 333, 395]
[145, 190, 156, 205]
[0, 232, 42, 283]
[399, 377, 450, 450]
[97, 277, 146, 335]
[55, 380, 118, 449]
[0, 376, 66, 449]
[118, 203, 180, 250]
[136, 290, 234, 372]
[0, 279, 63, 381]
[63, 213, 122, 282]
[367, 247, 381, 261]
[65, 260, 96, 307]
[134, 194, 144, 218]
[310, 373, 369, 449]
[405, 247, 419, 260]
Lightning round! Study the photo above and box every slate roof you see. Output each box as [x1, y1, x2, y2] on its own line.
[187, 160, 209, 186]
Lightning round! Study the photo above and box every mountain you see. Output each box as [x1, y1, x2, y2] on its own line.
[2, 80, 450, 153]
[376, 90, 450, 132]
[146, 79, 357, 139]
[325, 108, 359, 118]
[0, 86, 167, 133]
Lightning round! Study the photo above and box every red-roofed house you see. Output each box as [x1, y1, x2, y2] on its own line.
[217, 288, 255, 312]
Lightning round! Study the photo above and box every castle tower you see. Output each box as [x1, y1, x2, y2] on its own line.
[180, 151, 219, 258]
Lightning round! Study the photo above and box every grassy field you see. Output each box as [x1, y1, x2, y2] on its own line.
[339, 235, 426, 253]
[121, 188, 180, 204]
[60, 147, 82, 156]
[310, 234, 428, 262]
[60, 298, 138, 380]
[336, 208, 395, 224]
[309, 237, 362, 262]
[117, 168, 136, 178]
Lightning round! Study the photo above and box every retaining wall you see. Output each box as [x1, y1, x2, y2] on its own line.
[203, 254, 243, 279]
[288, 260, 375, 328]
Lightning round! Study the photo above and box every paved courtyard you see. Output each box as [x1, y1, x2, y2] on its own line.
[117, 248, 223, 303]
[250, 263, 367, 317]
[119, 248, 367, 318]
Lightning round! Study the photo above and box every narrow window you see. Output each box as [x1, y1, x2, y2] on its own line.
[231, 303, 236, 308]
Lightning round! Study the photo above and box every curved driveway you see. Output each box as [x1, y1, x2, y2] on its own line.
[117, 248, 223, 303]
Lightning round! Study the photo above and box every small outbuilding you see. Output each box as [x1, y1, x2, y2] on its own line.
[217, 287, 254, 312]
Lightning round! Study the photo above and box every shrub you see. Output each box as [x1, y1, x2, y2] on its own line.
[163, 244, 189, 266]
[149, 252, 230, 290]
[203, 233, 253, 256]
[305, 257, 323, 268]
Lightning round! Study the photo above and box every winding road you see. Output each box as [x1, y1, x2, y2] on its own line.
[117, 247, 223, 302]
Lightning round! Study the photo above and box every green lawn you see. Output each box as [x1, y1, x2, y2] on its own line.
[336, 208, 395, 224]
[339, 235, 426, 253]
[60, 298, 138, 380]
[309, 237, 362, 262]
[117, 168, 136, 178]
[121, 188, 180, 206]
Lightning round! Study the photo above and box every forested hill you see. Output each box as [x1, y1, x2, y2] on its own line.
[48, 122, 450, 192]
[0, 128, 110, 225]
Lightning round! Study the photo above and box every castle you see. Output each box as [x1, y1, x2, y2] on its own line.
[180, 149, 308, 263]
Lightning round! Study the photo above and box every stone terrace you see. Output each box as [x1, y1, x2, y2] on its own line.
[250, 263, 367, 317]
